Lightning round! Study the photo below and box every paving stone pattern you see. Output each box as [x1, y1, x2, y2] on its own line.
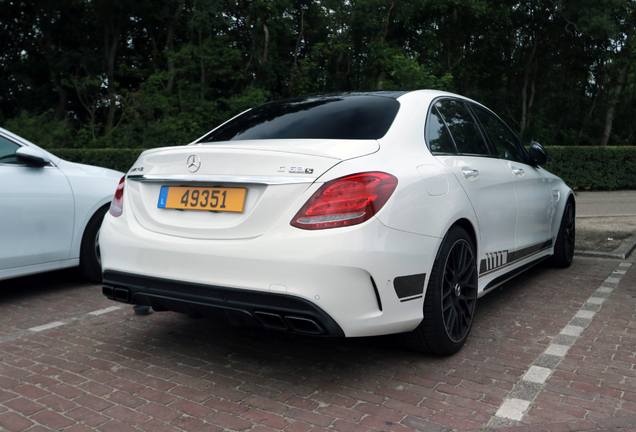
[0, 257, 634, 432]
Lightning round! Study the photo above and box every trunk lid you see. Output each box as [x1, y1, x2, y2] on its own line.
[125, 140, 378, 239]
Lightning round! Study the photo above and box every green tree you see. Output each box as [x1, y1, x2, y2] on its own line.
[1, 0, 635, 149]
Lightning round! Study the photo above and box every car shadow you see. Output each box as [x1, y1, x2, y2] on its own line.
[116, 264, 557, 370]
[0, 268, 93, 300]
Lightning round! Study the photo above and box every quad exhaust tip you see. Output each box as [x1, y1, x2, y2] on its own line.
[254, 311, 324, 335]
[102, 285, 325, 335]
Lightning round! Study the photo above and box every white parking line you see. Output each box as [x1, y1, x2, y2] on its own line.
[523, 366, 552, 384]
[2, 306, 124, 342]
[545, 344, 569, 357]
[575, 310, 596, 319]
[489, 262, 631, 426]
[587, 297, 605, 305]
[29, 321, 66, 332]
[88, 306, 122, 316]
[496, 399, 531, 422]
[561, 325, 584, 337]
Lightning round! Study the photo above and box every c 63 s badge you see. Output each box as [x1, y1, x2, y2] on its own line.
[278, 166, 314, 174]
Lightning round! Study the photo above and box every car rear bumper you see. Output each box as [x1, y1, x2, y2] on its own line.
[99, 212, 441, 337]
[102, 270, 345, 336]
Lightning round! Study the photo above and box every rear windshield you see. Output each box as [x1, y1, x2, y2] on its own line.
[199, 95, 400, 142]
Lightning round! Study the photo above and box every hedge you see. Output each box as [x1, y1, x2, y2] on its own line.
[51, 148, 146, 174]
[543, 146, 636, 190]
[50, 146, 636, 191]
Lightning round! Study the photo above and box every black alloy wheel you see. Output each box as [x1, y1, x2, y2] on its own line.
[399, 226, 478, 356]
[562, 202, 576, 261]
[441, 236, 478, 343]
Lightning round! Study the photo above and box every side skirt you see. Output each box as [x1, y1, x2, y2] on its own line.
[480, 255, 549, 296]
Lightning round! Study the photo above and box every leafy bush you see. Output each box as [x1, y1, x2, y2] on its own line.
[544, 146, 636, 190]
[3, 111, 74, 149]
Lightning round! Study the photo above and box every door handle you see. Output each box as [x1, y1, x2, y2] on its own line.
[462, 169, 479, 180]
[512, 168, 525, 177]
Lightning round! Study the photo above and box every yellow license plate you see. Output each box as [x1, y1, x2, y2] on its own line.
[158, 186, 246, 212]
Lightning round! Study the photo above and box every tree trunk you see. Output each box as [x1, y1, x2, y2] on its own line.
[166, 1, 185, 92]
[600, 61, 629, 146]
[104, 16, 122, 133]
[599, 19, 635, 146]
[293, 11, 305, 69]
[577, 67, 606, 145]
[38, 29, 68, 121]
[148, 27, 160, 74]
[255, 22, 269, 82]
[287, 10, 305, 96]
[262, 23, 269, 64]
[520, 36, 538, 133]
[199, 30, 205, 102]
[376, 1, 395, 90]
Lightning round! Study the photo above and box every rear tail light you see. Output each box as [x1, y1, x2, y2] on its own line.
[291, 172, 398, 230]
[109, 176, 125, 217]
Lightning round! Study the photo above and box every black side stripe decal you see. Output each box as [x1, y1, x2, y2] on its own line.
[480, 239, 553, 275]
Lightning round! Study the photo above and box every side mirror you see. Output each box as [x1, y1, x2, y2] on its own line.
[528, 141, 547, 166]
[15, 146, 51, 167]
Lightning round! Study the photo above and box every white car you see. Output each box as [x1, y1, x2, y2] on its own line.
[0, 127, 123, 282]
[100, 90, 575, 355]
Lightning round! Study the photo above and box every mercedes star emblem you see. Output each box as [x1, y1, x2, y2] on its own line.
[186, 154, 201, 173]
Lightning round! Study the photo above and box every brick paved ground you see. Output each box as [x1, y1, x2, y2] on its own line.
[0, 256, 633, 432]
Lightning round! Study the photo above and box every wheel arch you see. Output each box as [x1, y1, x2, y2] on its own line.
[565, 193, 576, 224]
[441, 218, 478, 258]
[566, 192, 576, 210]
[78, 203, 110, 282]
[552, 190, 576, 239]
[70, 198, 113, 258]
[547, 190, 576, 268]
[80, 202, 111, 243]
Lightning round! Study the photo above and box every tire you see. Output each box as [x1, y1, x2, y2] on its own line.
[79, 205, 109, 283]
[548, 199, 575, 268]
[400, 226, 478, 356]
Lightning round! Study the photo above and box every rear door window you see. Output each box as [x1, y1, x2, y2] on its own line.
[433, 100, 491, 156]
[427, 106, 457, 154]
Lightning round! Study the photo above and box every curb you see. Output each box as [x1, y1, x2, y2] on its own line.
[576, 214, 636, 218]
[575, 234, 636, 260]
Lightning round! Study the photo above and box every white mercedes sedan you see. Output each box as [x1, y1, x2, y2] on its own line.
[100, 90, 575, 355]
[0, 128, 123, 282]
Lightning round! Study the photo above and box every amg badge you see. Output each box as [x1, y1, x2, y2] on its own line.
[278, 166, 314, 174]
